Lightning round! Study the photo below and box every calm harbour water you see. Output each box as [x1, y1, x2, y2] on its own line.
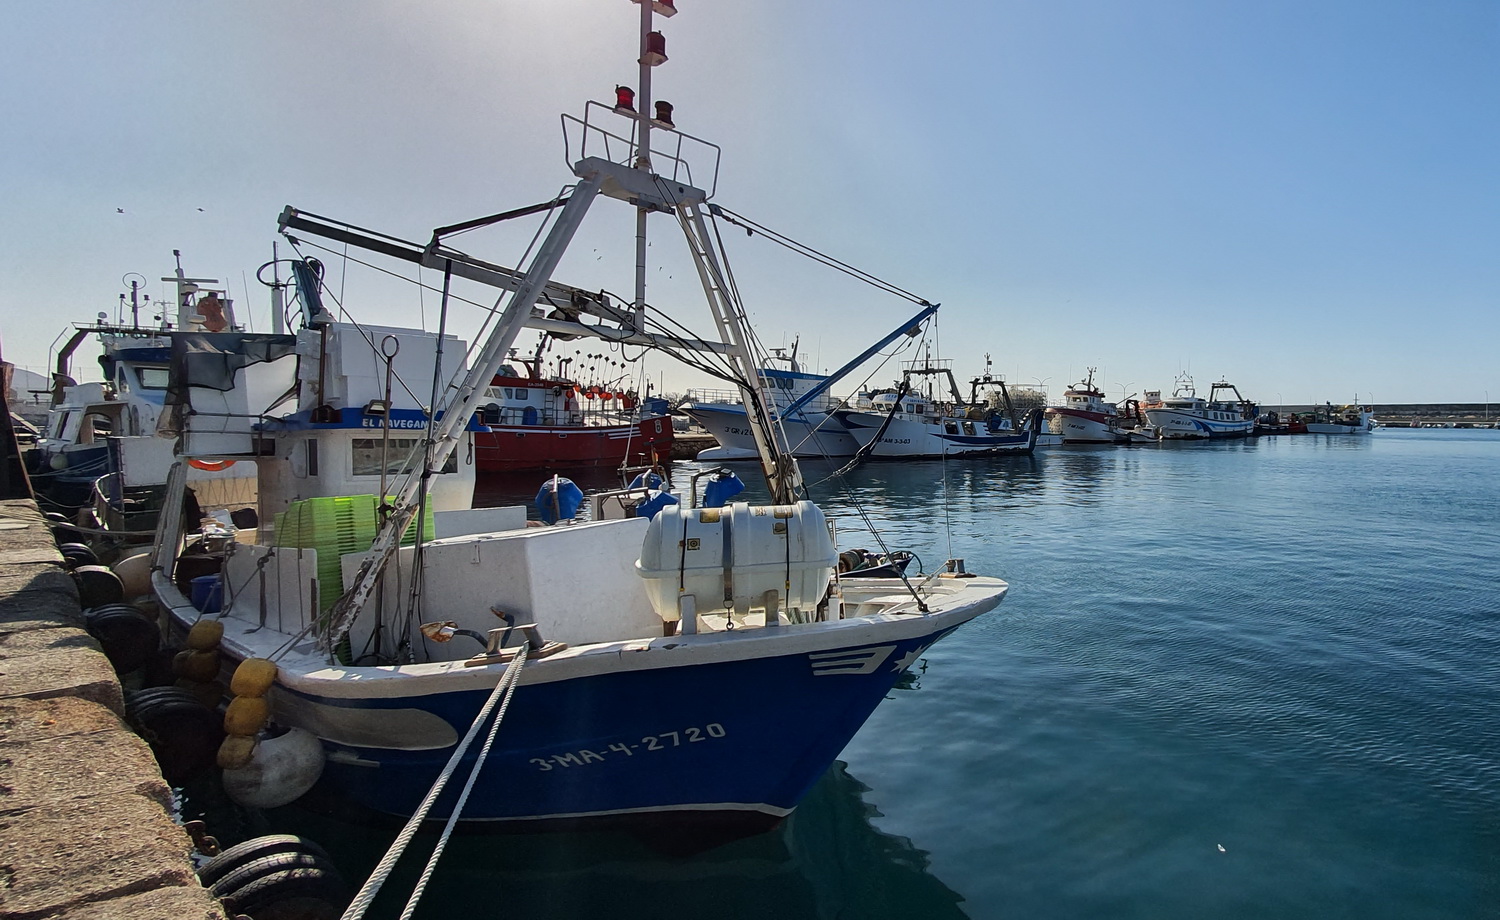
[245, 429, 1499, 919]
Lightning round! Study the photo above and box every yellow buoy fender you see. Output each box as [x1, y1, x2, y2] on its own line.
[230, 658, 278, 697]
[186, 619, 225, 651]
[174, 648, 221, 683]
[224, 696, 271, 737]
[221, 727, 326, 809]
[217, 733, 259, 770]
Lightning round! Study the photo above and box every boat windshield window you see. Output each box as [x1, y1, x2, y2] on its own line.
[351, 438, 458, 476]
[136, 367, 170, 390]
[49, 411, 75, 439]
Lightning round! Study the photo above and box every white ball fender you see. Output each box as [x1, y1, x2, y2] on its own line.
[221, 727, 326, 809]
[110, 551, 153, 599]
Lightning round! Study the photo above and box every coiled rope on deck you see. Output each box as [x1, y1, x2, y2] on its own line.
[341, 644, 530, 920]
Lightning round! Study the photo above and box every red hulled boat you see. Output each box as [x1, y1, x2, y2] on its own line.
[473, 360, 672, 474]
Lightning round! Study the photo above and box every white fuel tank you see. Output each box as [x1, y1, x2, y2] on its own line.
[636, 501, 837, 622]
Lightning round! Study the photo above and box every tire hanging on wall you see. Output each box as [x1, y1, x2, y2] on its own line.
[202, 837, 349, 920]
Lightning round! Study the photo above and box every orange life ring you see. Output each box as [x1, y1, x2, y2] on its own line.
[188, 458, 236, 472]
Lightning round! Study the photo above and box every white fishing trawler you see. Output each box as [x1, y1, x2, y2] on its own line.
[1144, 374, 1257, 439]
[32, 254, 256, 521]
[834, 354, 1038, 460]
[147, 1, 1008, 838]
[680, 306, 939, 461]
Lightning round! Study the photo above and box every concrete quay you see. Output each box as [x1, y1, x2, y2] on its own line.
[0, 499, 227, 920]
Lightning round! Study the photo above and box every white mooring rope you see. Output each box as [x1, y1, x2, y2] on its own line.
[341, 644, 530, 920]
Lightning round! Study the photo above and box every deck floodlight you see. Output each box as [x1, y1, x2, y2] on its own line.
[641, 31, 667, 66]
[614, 85, 636, 112]
[653, 100, 675, 128]
[364, 399, 390, 416]
[631, 0, 678, 18]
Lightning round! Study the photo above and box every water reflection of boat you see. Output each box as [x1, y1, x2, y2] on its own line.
[264, 759, 967, 919]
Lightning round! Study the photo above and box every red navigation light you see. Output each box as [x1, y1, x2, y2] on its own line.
[641, 31, 667, 66]
[614, 85, 636, 112]
[653, 100, 675, 128]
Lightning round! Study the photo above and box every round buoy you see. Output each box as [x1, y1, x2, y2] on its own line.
[197, 835, 332, 888]
[111, 551, 153, 598]
[73, 565, 124, 608]
[56, 542, 98, 568]
[221, 727, 326, 809]
[126, 689, 224, 785]
[85, 605, 160, 674]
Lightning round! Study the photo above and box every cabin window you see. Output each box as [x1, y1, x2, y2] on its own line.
[944, 421, 959, 435]
[963, 421, 976, 436]
[307, 439, 319, 477]
[79, 412, 113, 445]
[351, 438, 457, 476]
[513, 388, 528, 401]
[136, 367, 170, 390]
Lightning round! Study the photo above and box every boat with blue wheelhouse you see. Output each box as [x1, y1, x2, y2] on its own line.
[680, 343, 860, 460]
[31, 255, 249, 516]
[147, 1, 1007, 838]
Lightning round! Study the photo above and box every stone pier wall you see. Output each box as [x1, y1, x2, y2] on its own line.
[0, 499, 226, 920]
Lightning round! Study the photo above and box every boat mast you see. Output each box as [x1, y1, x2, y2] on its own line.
[631, 0, 660, 333]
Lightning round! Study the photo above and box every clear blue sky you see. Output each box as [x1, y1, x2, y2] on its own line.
[2, 1, 1495, 405]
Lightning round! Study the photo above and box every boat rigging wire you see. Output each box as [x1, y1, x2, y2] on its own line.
[340, 644, 529, 920]
[709, 205, 934, 307]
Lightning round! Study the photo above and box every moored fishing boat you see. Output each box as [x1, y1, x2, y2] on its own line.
[31, 254, 256, 519]
[147, 2, 1007, 838]
[1306, 401, 1376, 434]
[473, 344, 673, 474]
[1144, 375, 1257, 439]
[834, 355, 1038, 459]
[680, 343, 859, 461]
[1043, 368, 1119, 443]
[680, 306, 940, 462]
